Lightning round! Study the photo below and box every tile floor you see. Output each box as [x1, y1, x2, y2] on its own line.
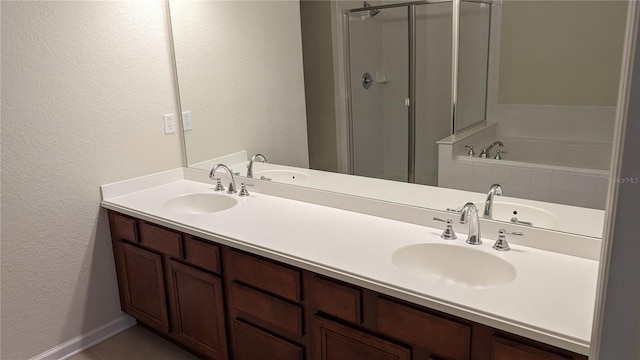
[69, 325, 199, 360]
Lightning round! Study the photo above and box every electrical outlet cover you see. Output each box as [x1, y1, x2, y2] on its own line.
[163, 114, 176, 134]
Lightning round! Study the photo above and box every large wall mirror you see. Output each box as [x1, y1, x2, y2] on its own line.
[169, 0, 629, 239]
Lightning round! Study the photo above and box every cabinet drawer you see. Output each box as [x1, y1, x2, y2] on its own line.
[232, 320, 304, 360]
[184, 236, 220, 274]
[226, 249, 301, 302]
[312, 276, 362, 324]
[491, 336, 571, 360]
[376, 297, 471, 360]
[139, 222, 183, 258]
[109, 211, 138, 243]
[314, 316, 411, 360]
[230, 282, 303, 337]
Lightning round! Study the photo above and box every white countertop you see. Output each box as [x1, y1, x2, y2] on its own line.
[101, 171, 598, 355]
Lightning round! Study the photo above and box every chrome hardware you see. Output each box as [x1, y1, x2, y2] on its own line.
[494, 229, 523, 251]
[362, 72, 373, 89]
[510, 217, 533, 226]
[459, 202, 481, 245]
[213, 178, 225, 192]
[465, 145, 475, 157]
[238, 182, 254, 197]
[209, 164, 238, 194]
[433, 217, 457, 240]
[494, 150, 507, 160]
[479, 141, 504, 158]
[247, 153, 267, 178]
[484, 184, 503, 218]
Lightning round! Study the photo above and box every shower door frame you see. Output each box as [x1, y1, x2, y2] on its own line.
[343, 0, 493, 183]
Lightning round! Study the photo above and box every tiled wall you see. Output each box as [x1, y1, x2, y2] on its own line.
[438, 145, 609, 210]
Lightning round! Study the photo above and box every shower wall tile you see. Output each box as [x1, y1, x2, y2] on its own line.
[491, 165, 511, 185]
[573, 192, 599, 209]
[509, 184, 531, 199]
[574, 174, 598, 194]
[472, 163, 492, 183]
[511, 168, 532, 186]
[551, 171, 576, 192]
[531, 170, 553, 188]
[530, 186, 552, 202]
[551, 190, 575, 206]
[437, 144, 607, 209]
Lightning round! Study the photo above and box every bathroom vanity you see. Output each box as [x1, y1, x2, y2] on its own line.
[102, 169, 597, 360]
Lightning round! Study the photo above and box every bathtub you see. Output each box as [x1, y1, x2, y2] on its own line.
[470, 137, 612, 172]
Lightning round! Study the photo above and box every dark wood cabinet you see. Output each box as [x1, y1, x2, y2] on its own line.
[107, 210, 588, 360]
[116, 241, 169, 333]
[166, 259, 228, 360]
[231, 319, 304, 360]
[491, 337, 572, 360]
[313, 316, 411, 360]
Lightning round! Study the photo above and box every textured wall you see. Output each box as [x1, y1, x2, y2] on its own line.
[1, 2, 183, 359]
[170, 1, 309, 169]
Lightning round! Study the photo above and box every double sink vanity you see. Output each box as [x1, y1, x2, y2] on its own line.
[101, 165, 599, 360]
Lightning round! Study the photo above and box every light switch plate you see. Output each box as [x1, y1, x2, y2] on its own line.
[163, 114, 176, 134]
[182, 111, 192, 131]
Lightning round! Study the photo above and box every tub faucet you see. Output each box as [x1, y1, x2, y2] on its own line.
[459, 202, 481, 245]
[247, 153, 267, 178]
[479, 141, 504, 158]
[484, 184, 503, 218]
[209, 164, 238, 194]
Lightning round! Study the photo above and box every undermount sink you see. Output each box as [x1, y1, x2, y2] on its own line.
[471, 201, 558, 228]
[163, 193, 238, 214]
[254, 170, 309, 183]
[392, 243, 516, 288]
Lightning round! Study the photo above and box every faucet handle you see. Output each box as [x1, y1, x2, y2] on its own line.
[465, 145, 475, 157]
[494, 150, 507, 160]
[433, 217, 457, 240]
[238, 182, 254, 197]
[213, 178, 225, 192]
[493, 229, 523, 251]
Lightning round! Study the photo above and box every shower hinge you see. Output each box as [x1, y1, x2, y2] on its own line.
[404, 98, 410, 107]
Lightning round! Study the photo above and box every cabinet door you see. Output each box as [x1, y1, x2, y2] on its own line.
[232, 319, 304, 360]
[117, 242, 169, 333]
[491, 337, 571, 360]
[166, 259, 228, 360]
[314, 316, 410, 360]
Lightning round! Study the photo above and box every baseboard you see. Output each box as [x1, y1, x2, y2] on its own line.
[30, 315, 137, 360]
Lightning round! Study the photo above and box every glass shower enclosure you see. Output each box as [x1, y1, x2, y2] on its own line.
[345, 0, 491, 186]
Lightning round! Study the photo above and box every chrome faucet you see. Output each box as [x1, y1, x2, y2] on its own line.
[209, 164, 238, 194]
[484, 184, 503, 218]
[247, 153, 267, 178]
[459, 202, 481, 245]
[479, 141, 504, 158]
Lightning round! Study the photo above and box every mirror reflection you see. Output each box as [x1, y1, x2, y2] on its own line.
[169, 0, 628, 238]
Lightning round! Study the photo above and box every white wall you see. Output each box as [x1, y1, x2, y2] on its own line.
[171, 1, 309, 169]
[1, 2, 183, 359]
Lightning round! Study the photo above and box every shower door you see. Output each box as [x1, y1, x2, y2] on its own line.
[346, 2, 454, 186]
[347, 6, 410, 182]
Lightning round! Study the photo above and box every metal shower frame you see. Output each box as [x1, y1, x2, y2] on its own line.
[344, 0, 493, 183]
